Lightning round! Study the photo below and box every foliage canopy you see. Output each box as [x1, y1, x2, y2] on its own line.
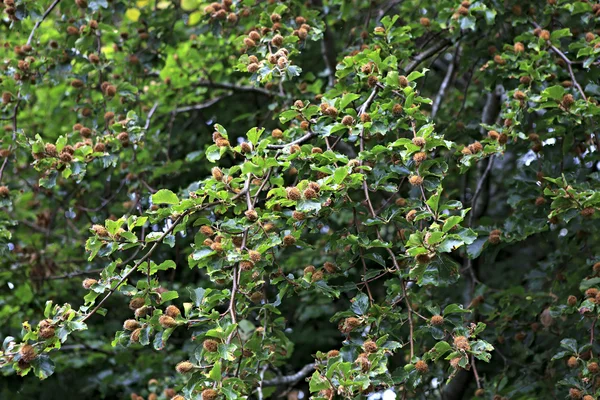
[1, 0, 600, 399]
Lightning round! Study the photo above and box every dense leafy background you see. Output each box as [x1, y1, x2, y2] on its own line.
[1, 0, 600, 399]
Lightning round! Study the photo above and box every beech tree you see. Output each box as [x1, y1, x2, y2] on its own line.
[2, 0, 600, 399]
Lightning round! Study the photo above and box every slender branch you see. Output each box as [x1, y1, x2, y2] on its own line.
[170, 95, 230, 115]
[404, 39, 451, 74]
[144, 102, 159, 130]
[266, 131, 316, 149]
[262, 363, 315, 386]
[468, 156, 495, 227]
[27, 0, 62, 46]
[532, 22, 587, 101]
[431, 45, 460, 118]
[194, 80, 284, 98]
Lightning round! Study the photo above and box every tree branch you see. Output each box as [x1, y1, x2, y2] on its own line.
[27, 0, 62, 46]
[262, 363, 315, 386]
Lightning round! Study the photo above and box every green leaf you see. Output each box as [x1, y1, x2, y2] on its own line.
[152, 189, 179, 205]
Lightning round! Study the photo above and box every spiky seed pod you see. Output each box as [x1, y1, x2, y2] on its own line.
[493, 55, 506, 65]
[430, 315, 444, 325]
[240, 260, 254, 271]
[300, 121, 310, 131]
[0, 186, 9, 197]
[79, 127, 93, 137]
[135, 306, 149, 318]
[367, 75, 378, 87]
[200, 225, 214, 236]
[283, 235, 296, 246]
[311, 270, 324, 282]
[361, 64, 372, 74]
[159, 315, 177, 328]
[249, 250, 261, 262]
[226, 12, 237, 23]
[240, 142, 253, 153]
[44, 143, 58, 157]
[277, 56, 288, 69]
[488, 130, 499, 140]
[420, 17, 430, 27]
[202, 389, 219, 400]
[203, 339, 219, 353]
[94, 142, 106, 153]
[415, 360, 428, 373]
[586, 288, 599, 298]
[567, 295, 577, 306]
[586, 32, 595, 42]
[343, 317, 361, 332]
[124, 319, 141, 331]
[325, 106, 338, 117]
[164, 389, 176, 399]
[454, 336, 470, 351]
[2, 92, 12, 104]
[457, 5, 469, 15]
[105, 85, 117, 97]
[568, 388, 582, 400]
[413, 152, 427, 165]
[129, 297, 145, 310]
[165, 305, 181, 318]
[589, 361, 599, 373]
[562, 94, 575, 108]
[514, 42, 525, 52]
[468, 141, 483, 153]
[567, 356, 578, 368]
[58, 150, 71, 164]
[304, 265, 316, 275]
[311, 147, 323, 154]
[215, 138, 230, 147]
[176, 361, 194, 374]
[583, 395, 594, 400]
[271, 129, 283, 139]
[406, 209, 417, 222]
[581, 207, 596, 218]
[243, 37, 256, 48]
[323, 262, 336, 273]
[364, 340, 377, 353]
[326, 350, 340, 358]
[245, 209, 258, 221]
[286, 187, 301, 200]
[411, 138, 426, 148]
[129, 328, 142, 343]
[488, 229, 501, 244]
[514, 90, 527, 100]
[148, 394, 158, 400]
[211, 167, 224, 181]
[292, 211, 305, 221]
[409, 175, 424, 186]
[71, 79, 85, 88]
[19, 344, 36, 362]
[297, 28, 308, 40]
[540, 30, 551, 41]
[250, 291, 264, 303]
[117, 132, 129, 144]
[594, 263, 600, 275]
[247, 63, 259, 73]
[520, 76, 532, 84]
[398, 75, 409, 87]
[498, 133, 508, 145]
[82, 278, 98, 289]
[341, 115, 354, 126]
[210, 242, 223, 252]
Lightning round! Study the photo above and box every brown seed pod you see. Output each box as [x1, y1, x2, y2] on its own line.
[413, 152, 427, 165]
[326, 349, 340, 358]
[514, 42, 525, 53]
[514, 90, 527, 100]
[286, 187, 301, 200]
[364, 340, 377, 353]
[342, 317, 361, 332]
[420, 17, 431, 27]
[2, 92, 13, 104]
[82, 278, 98, 289]
[245, 209, 258, 221]
[176, 361, 194, 374]
[406, 209, 417, 222]
[123, 319, 141, 331]
[415, 360, 428, 373]
[19, 344, 37, 363]
[561, 94, 575, 108]
[430, 315, 444, 325]
[409, 175, 424, 186]
[323, 262, 336, 273]
[165, 305, 181, 318]
[240, 260, 254, 271]
[249, 250, 261, 262]
[367, 75, 378, 87]
[398, 75, 409, 87]
[283, 235, 296, 246]
[341, 115, 354, 126]
[105, 85, 117, 97]
[568, 388, 582, 400]
[159, 315, 177, 328]
[202, 389, 219, 400]
[488, 229, 501, 244]
[540, 30, 551, 41]
[247, 63, 259, 73]
[468, 141, 483, 153]
[0, 186, 9, 197]
[567, 295, 578, 306]
[129, 297, 145, 310]
[203, 339, 219, 352]
[493, 55, 506, 65]
[292, 211, 305, 221]
[567, 356, 578, 368]
[581, 207, 596, 218]
[211, 167, 224, 181]
[454, 336, 470, 351]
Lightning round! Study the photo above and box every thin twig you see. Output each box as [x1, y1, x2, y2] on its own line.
[27, 0, 62, 46]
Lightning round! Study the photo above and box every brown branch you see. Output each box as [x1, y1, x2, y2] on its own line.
[262, 363, 316, 386]
[404, 39, 452, 74]
[27, 0, 62, 46]
[266, 131, 316, 150]
[532, 22, 587, 102]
